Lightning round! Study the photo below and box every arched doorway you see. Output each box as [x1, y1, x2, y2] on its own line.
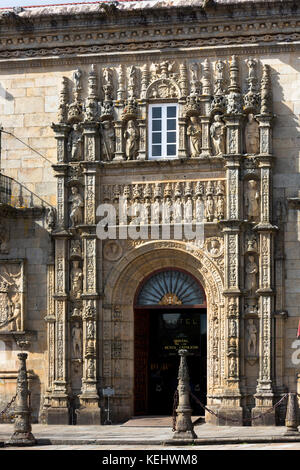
[134, 268, 207, 416]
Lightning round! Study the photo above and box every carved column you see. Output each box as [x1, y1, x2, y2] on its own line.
[178, 116, 187, 159]
[77, 131, 100, 423]
[43, 263, 55, 414]
[51, 124, 69, 231]
[49, 235, 69, 423]
[200, 116, 211, 157]
[47, 119, 70, 423]
[83, 123, 99, 165]
[252, 156, 277, 425]
[200, 58, 211, 157]
[217, 151, 243, 424]
[114, 120, 125, 161]
[251, 64, 276, 423]
[137, 100, 147, 160]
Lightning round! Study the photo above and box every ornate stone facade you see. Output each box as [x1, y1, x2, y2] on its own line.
[0, 0, 299, 425]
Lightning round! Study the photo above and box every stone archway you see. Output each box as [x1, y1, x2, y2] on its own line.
[103, 240, 224, 422]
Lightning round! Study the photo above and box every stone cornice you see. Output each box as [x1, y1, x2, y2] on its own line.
[0, 3, 300, 65]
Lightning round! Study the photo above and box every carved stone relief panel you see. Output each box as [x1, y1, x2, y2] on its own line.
[0, 260, 24, 333]
[52, 57, 273, 166]
[101, 179, 226, 227]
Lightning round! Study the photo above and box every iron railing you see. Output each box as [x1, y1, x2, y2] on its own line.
[0, 172, 48, 209]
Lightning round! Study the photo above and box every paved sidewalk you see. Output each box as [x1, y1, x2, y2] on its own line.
[1, 423, 300, 447]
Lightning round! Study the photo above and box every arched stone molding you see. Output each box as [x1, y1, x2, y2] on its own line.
[146, 78, 180, 100]
[102, 240, 225, 421]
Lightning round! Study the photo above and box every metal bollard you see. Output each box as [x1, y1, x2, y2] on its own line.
[6, 353, 36, 446]
[285, 392, 299, 435]
[173, 349, 197, 440]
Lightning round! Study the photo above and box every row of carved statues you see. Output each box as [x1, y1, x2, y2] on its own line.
[67, 112, 260, 162]
[67, 178, 260, 228]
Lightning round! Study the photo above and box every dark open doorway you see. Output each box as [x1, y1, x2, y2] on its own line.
[134, 269, 207, 416]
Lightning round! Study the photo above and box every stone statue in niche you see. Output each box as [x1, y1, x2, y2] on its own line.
[195, 196, 203, 223]
[245, 180, 260, 221]
[184, 196, 193, 224]
[247, 319, 257, 355]
[245, 113, 259, 154]
[0, 221, 9, 254]
[69, 186, 84, 227]
[68, 124, 83, 161]
[229, 356, 236, 377]
[205, 195, 214, 222]
[72, 322, 82, 359]
[70, 260, 83, 300]
[124, 120, 139, 160]
[101, 120, 115, 161]
[216, 195, 225, 220]
[187, 116, 202, 157]
[229, 318, 237, 337]
[152, 198, 160, 225]
[163, 197, 172, 224]
[210, 115, 226, 156]
[245, 254, 258, 295]
[174, 196, 182, 223]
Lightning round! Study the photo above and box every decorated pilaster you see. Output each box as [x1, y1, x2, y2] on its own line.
[207, 57, 243, 424]
[46, 76, 72, 424]
[200, 59, 211, 157]
[137, 64, 148, 161]
[77, 65, 101, 424]
[251, 63, 276, 425]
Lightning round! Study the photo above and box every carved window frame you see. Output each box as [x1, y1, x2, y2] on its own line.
[148, 103, 178, 160]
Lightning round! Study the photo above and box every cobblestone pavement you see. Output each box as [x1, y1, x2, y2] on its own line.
[2, 443, 300, 450]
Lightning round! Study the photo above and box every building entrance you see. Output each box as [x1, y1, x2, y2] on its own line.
[134, 269, 207, 416]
